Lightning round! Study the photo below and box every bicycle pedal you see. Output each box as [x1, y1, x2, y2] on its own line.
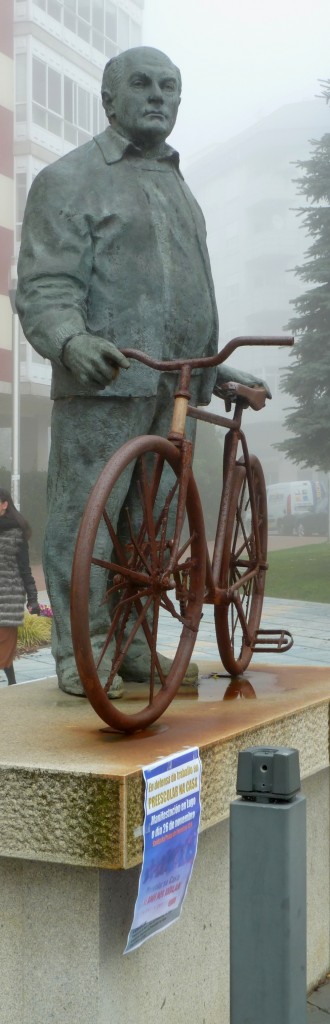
[251, 629, 293, 654]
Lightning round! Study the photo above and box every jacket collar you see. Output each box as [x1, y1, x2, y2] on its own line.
[93, 127, 180, 169]
[0, 512, 20, 533]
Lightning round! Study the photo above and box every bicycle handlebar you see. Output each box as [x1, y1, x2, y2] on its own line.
[121, 335, 294, 371]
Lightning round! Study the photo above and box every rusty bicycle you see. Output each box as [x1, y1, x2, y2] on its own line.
[70, 335, 294, 733]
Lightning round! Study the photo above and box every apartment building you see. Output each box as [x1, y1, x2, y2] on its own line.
[0, 1, 14, 451]
[0, 0, 144, 472]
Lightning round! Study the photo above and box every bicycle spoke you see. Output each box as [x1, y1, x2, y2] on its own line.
[149, 597, 161, 705]
[232, 590, 253, 645]
[92, 557, 150, 587]
[176, 533, 196, 563]
[125, 507, 152, 576]
[102, 507, 128, 566]
[95, 601, 125, 672]
[111, 594, 154, 686]
[99, 577, 126, 606]
[133, 594, 168, 687]
[157, 478, 179, 559]
[138, 456, 158, 565]
[161, 591, 193, 628]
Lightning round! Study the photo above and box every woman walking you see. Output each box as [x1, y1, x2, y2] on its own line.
[0, 487, 40, 685]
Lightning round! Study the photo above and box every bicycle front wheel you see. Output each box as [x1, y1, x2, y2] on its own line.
[71, 435, 206, 732]
[215, 455, 268, 675]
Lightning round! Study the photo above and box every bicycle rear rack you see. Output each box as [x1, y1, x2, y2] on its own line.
[251, 629, 293, 654]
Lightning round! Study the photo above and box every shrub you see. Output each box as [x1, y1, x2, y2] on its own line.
[17, 612, 51, 655]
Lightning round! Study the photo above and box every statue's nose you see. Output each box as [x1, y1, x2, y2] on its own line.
[148, 81, 163, 102]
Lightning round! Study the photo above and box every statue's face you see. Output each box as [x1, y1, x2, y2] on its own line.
[107, 51, 181, 146]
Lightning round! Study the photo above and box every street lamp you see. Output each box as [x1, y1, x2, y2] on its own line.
[8, 269, 20, 510]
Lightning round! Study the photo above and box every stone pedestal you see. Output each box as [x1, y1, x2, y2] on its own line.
[1, 663, 330, 1023]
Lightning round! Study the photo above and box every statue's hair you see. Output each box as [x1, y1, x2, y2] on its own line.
[101, 47, 182, 118]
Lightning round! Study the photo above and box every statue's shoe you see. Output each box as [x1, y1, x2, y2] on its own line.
[58, 674, 86, 697]
[107, 674, 125, 699]
[57, 644, 123, 697]
[58, 670, 124, 698]
[118, 651, 199, 693]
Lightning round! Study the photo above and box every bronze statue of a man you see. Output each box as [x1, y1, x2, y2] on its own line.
[16, 46, 263, 697]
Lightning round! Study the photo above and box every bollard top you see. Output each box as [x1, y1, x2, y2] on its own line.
[236, 746, 301, 802]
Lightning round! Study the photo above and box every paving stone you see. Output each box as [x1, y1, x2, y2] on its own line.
[307, 1007, 330, 1021]
[309, 981, 330, 1012]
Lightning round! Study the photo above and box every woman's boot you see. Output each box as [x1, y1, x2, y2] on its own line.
[4, 664, 16, 685]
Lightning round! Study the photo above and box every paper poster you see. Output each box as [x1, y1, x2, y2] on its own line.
[125, 746, 201, 953]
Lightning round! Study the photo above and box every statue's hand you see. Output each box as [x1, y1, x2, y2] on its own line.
[214, 363, 272, 399]
[62, 333, 130, 388]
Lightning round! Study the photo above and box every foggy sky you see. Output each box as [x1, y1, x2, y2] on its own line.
[143, 0, 330, 163]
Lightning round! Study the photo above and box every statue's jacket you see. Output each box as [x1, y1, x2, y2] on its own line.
[16, 127, 219, 404]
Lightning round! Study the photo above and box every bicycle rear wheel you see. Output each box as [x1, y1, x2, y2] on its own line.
[71, 435, 206, 732]
[215, 455, 268, 675]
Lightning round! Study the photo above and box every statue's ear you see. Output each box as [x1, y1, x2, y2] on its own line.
[102, 90, 114, 122]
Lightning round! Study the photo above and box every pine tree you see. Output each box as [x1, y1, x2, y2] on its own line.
[279, 81, 330, 472]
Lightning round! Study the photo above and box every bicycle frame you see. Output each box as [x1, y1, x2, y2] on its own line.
[162, 362, 265, 614]
[187, 398, 262, 607]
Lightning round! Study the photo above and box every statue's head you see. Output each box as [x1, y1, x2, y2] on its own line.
[101, 46, 181, 147]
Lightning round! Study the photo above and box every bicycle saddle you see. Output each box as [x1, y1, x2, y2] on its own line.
[216, 381, 268, 412]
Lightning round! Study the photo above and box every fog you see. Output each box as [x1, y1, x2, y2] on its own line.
[143, 0, 330, 486]
[143, 0, 330, 162]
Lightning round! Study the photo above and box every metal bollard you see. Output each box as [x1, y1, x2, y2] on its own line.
[230, 746, 306, 1024]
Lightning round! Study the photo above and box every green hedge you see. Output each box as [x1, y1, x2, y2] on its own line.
[0, 467, 47, 562]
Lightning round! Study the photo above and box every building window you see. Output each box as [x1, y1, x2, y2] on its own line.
[28, 56, 106, 146]
[15, 53, 27, 123]
[117, 7, 129, 48]
[33, 0, 62, 18]
[64, 76, 91, 144]
[32, 57, 62, 135]
[15, 172, 27, 243]
[14, 157, 47, 256]
[31, 0, 142, 56]
[130, 18, 140, 46]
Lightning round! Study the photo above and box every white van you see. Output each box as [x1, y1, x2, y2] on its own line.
[267, 480, 324, 533]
